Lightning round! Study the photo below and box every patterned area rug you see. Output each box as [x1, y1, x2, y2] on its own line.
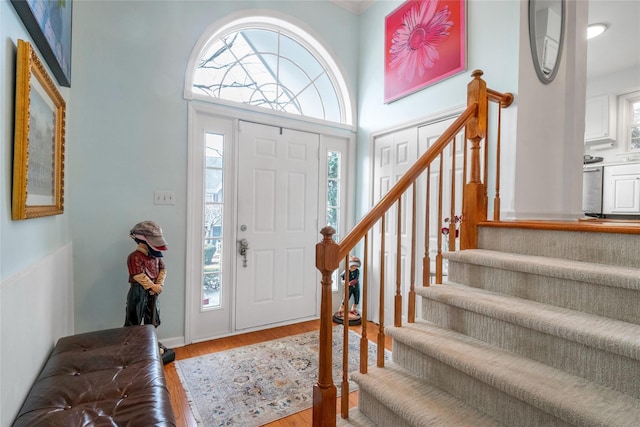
[175, 326, 388, 426]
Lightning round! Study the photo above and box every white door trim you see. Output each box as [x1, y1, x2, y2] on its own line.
[185, 102, 356, 343]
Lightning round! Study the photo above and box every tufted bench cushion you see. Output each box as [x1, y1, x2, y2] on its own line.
[13, 325, 176, 426]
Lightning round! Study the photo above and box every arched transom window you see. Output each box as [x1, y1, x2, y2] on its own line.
[187, 16, 353, 125]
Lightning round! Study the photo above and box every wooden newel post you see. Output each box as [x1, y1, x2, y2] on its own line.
[313, 226, 338, 426]
[461, 70, 488, 250]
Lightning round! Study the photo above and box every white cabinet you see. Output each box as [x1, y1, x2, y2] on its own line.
[603, 163, 640, 214]
[585, 94, 617, 143]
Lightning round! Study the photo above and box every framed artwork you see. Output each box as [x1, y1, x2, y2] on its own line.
[384, 0, 466, 103]
[12, 39, 66, 220]
[11, 0, 72, 87]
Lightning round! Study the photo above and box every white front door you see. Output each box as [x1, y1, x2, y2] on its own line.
[235, 121, 320, 330]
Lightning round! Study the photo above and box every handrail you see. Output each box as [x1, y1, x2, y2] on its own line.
[312, 70, 513, 426]
[337, 105, 477, 261]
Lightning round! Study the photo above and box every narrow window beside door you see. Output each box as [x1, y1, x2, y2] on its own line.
[327, 150, 342, 291]
[203, 133, 224, 309]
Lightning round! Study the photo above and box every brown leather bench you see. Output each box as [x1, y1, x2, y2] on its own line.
[12, 325, 176, 426]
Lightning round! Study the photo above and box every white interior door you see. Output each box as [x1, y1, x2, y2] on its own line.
[370, 127, 418, 325]
[417, 117, 464, 279]
[235, 121, 320, 331]
[369, 117, 463, 325]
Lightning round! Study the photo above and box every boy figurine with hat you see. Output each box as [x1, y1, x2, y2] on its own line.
[333, 255, 362, 326]
[125, 220, 174, 363]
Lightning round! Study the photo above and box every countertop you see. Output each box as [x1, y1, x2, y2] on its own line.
[583, 160, 640, 168]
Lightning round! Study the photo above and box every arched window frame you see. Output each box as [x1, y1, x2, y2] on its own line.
[184, 11, 355, 128]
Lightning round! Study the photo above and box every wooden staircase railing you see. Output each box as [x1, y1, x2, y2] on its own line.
[313, 70, 513, 426]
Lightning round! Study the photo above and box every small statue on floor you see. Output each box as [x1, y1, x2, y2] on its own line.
[124, 220, 175, 364]
[333, 256, 362, 326]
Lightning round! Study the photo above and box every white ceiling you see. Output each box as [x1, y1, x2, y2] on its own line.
[330, 0, 640, 81]
[329, 0, 374, 14]
[587, 0, 639, 80]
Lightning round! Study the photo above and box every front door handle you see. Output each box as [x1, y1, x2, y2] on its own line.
[238, 239, 249, 267]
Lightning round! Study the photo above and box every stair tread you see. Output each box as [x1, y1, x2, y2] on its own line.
[446, 249, 640, 290]
[416, 282, 640, 360]
[352, 362, 503, 427]
[387, 321, 640, 426]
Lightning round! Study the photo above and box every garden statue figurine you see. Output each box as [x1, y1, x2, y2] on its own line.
[125, 220, 175, 364]
[333, 256, 362, 326]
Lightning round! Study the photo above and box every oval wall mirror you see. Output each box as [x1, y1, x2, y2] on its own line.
[529, 0, 565, 83]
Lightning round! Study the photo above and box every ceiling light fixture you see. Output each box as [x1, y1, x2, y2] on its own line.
[587, 23, 607, 39]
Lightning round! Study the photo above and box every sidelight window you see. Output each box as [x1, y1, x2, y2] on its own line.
[203, 133, 224, 309]
[327, 150, 343, 292]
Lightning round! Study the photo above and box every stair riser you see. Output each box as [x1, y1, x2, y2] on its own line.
[448, 261, 640, 325]
[348, 226, 640, 425]
[392, 340, 572, 427]
[478, 231, 640, 267]
[420, 298, 640, 399]
[478, 228, 640, 268]
[357, 390, 413, 427]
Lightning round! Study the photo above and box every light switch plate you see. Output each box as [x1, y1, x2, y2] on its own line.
[154, 190, 176, 205]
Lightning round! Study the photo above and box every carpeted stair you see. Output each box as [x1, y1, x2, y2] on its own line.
[342, 225, 640, 426]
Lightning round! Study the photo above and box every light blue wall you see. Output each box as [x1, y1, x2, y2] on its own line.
[1, 0, 594, 421]
[68, 1, 360, 338]
[7, 0, 522, 342]
[354, 0, 520, 221]
[0, 2, 71, 281]
[1, 1, 74, 423]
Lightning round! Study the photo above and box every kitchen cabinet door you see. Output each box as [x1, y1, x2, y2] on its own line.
[603, 164, 640, 214]
[585, 94, 617, 143]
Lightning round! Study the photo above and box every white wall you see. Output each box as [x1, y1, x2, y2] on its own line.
[0, 245, 74, 426]
[510, 0, 588, 219]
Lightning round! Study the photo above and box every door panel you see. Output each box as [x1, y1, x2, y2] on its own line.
[370, 127, 418, 325]
[418, 118, 464, 278]
[369, 118, 464, 325]
[236, 121, 319, 330]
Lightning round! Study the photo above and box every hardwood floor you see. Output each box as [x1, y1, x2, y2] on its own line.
[163, 319, 391, 427]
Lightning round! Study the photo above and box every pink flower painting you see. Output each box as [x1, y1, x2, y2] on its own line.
[385, 0, 466, 103]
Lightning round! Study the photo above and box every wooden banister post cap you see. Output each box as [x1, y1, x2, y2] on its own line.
[319, 226, 336, 241]
[316, 226, 339, 272]
[472, 69, 484, 78]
